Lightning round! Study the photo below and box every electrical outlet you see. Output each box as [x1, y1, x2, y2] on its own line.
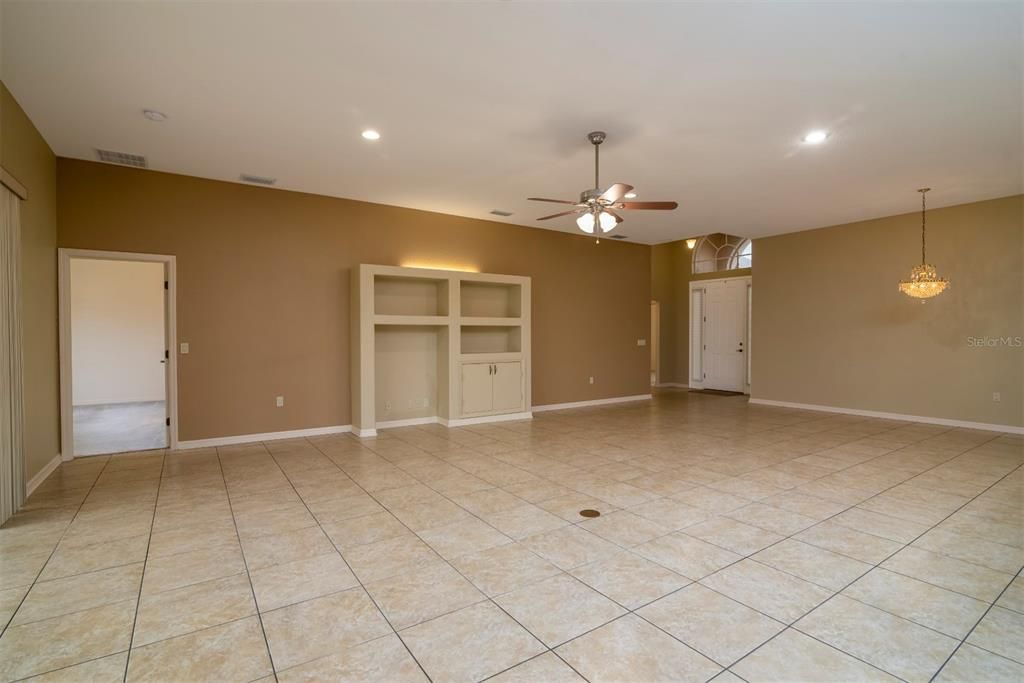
[992, 392, 1001, 402]
[179, 342, 189, 354]
[275, 396, 284, 408]
[589, 376, 594, 385]
[637, 339, 647, 346]
[422, 398, 429, 408]
[385, 400, 392, 411]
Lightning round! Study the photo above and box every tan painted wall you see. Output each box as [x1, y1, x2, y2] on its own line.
[70, 259, 165, 405]
[752, 195, 1023, 428]
[1, 82, 59, 480]
[57, 159, 651, 441]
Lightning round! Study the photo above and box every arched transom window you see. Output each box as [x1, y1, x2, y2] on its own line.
[692, 234, 752, 274]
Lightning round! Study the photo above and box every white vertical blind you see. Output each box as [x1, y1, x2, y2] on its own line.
[0, 184, 25, 525]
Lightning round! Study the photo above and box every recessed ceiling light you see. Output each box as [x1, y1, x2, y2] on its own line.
[143, 109, 168, 122]
[361, 129, 381, 141]
[802, 130, 829, 144]
[624, 192, 637, 199]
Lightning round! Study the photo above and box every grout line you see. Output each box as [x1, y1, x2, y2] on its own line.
[214, 446, 281, 683]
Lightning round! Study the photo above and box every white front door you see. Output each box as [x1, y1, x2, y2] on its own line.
[703, 279, 748, 392]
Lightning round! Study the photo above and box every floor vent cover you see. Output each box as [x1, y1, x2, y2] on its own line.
[579, 509, 601, 518]
[95, 149, 147, 168]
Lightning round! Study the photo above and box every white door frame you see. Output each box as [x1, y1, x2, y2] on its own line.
[650, 300, 660, 386]
[689, 275, 752, 393]
[58, 248, 179, 459]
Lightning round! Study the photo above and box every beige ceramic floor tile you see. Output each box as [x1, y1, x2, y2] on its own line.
[569, 548, 689, 609]
[133, 572, 256, 646]
[276, 633, 427, 683]
[966, 606, 1023, 664]
[521, 526, 621, 570]
[537, 493, 618, 521]
[725, 502, 818, 535]
[935, 644, 1024, 682]
[240, 525, 336, 571]
[487, 652, 585, 682]
[126, 615, 272, 682]
[342, 535, 440, 583]
[250, 552, 359, 612]
[913, 528, 1024, 574]
[23, 652, 128, 683]
[555, 614, 722, 683]
[39, 535, 149, 582]
[752, 539, 872, 590]
[390, 499, 472, 532]
[483, 505, 569, 539]
[731, 628, 897, 682]
[579, 510, 671, 547]
[141, 543, 246, 595]
[0, 550, 51, 591]
[399, 601, 545, 683]
[639, 583, 785, 666]
[683, 516, 784, 555]
[261, 588, 391, 670]
[996, 576, 1024, 613]
[844, 568, 988, 638]
[321, 511, 411, 550]
[796, 520, 904, 564]
[882, 546, 1015, 602]
[628, 497, 710, 530]
[700, 559, 832, 623]
[796, 594, 959, 682]
[13, 563, 144, 626]
[365, 560, 484, 629]
[633, 532, 742, 580]
[495, 574, 626, 647]
[419, 517, 512, 559]
[449, 542, 562, 597]
[832, 507, 931, 543]
[0, 600, 136, 681]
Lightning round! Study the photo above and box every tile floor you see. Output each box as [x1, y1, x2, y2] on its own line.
[1, 391, 1021, 682]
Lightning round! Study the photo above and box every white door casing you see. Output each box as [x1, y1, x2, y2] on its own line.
[690, 276, 751, 393]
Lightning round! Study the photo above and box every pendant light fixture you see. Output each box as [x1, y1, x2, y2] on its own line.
[898, 188, 949, 301]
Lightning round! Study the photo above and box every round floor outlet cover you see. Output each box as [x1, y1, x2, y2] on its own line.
[579, 509, 601, 518]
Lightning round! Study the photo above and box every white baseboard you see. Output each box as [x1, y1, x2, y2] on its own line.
[748, 398, 1024, 435]
[375, 416, 439, 429]
[352, 426, 378, 438]
[533, 394, 653, 413]
[440, 411, 534, 428]
[655, 383, 689, 389]
[26, 454, 62, 496]
[177, 424, 352, 449]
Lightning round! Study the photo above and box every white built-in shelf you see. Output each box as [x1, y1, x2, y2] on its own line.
[459, 351, 523, 362]
[374, 315, 450, 326]
[459, 317, 522, 327]
[460, 281, 522, 318]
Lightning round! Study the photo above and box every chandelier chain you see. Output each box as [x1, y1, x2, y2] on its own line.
[920, 188, 927, 264]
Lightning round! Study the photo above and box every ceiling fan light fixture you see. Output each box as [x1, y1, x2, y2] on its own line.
[576, 212, 596, 233]
[598, 211, 617, 232]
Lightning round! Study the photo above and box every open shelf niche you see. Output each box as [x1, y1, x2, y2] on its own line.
[351, 264, 531, 436]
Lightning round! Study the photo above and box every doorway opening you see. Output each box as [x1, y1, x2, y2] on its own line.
[59, 249, 178, 458]
[650, 300, 660, 386]
[689, 276, 751, 393]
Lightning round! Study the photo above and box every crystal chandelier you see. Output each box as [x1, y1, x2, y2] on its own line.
[898, 188, 949, 301]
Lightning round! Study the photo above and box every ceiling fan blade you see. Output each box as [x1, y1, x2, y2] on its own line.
[605, 209, 624, 223]
[536, 209, 581, 221]
[527, 197, 577, 204]
[618, 201, 679, 210]
[599, 183, 634, 203]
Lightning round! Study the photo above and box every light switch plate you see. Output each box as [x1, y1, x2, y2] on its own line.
[637, 339, 647, 346]
[275, 396, 284, 407]
[179, 342, 189, 354]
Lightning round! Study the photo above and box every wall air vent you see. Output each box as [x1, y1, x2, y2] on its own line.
[240, 174, 277, 186]
[95, 149, 147, 168]
[610, 234, 629, 239]
[489, 209, 514, 217]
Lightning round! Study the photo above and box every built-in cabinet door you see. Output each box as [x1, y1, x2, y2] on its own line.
[491, 361, 522, 413]
[461, 363, 493, 415]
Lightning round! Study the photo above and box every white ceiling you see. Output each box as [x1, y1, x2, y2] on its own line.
[2, 1, 1021, 244]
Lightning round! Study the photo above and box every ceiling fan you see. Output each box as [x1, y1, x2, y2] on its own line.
[528, 131, 678, 235]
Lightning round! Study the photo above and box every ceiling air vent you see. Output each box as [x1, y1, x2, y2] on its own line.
[240, 174, 277, 186]
[489, 209, 514, 217]
[610, 234, 629, 239]
[95, 149, 147, 168]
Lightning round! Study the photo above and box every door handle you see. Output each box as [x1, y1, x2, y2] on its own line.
[736, 349, 743, 353]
